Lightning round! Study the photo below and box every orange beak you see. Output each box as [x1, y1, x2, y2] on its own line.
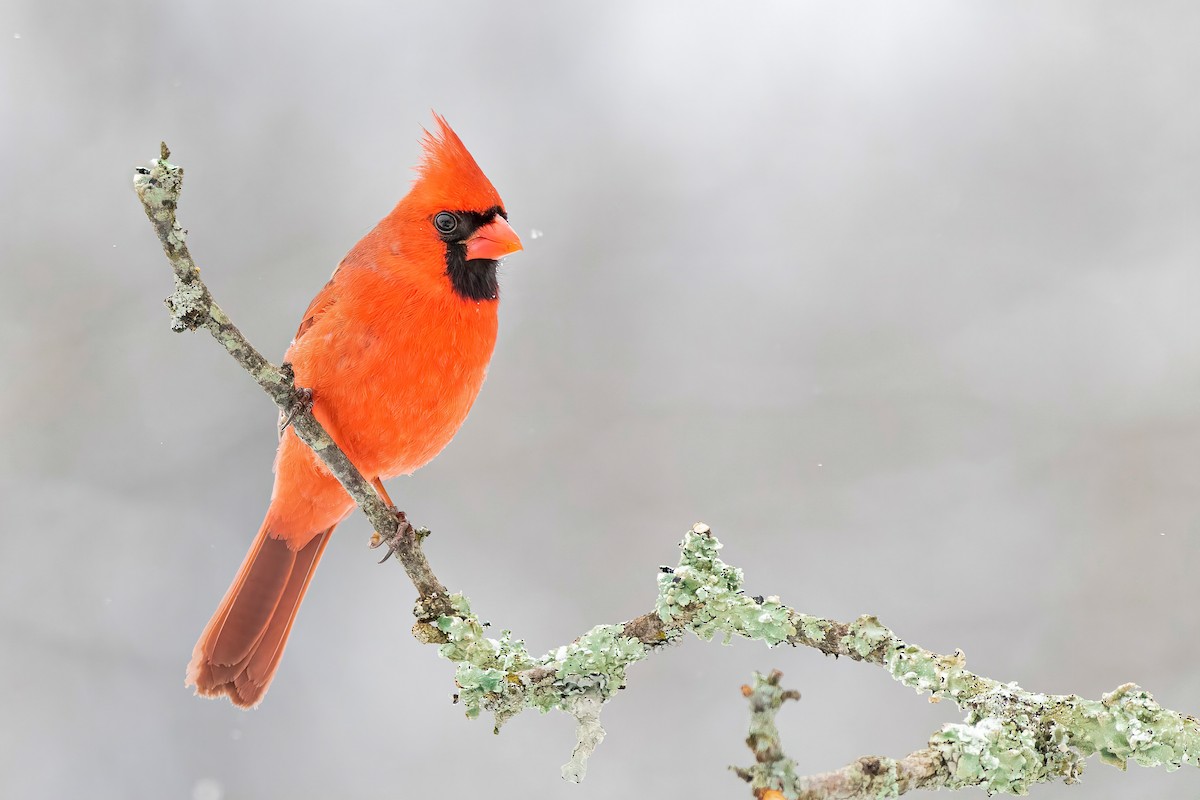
[464, 216, 523, 261]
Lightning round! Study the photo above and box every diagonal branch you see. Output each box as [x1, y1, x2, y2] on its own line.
[132, 144, 448, 613]
[134, 147, 1200, 794]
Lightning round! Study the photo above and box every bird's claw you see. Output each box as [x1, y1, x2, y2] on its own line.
[279, 386, 314, 433]
[370, 509, 410, 564]
[368, 530, 394, 562]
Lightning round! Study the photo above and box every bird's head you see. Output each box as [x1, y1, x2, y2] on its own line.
[389, 114, 522, 302]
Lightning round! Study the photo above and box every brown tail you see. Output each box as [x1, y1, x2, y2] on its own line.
[186, 520, 334, 708]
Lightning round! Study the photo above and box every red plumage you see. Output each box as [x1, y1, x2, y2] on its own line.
[187, 115, 522, 707]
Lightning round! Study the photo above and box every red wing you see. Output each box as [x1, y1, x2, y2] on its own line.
[279, 267, 341, 437]
[294, 269, 340, 343]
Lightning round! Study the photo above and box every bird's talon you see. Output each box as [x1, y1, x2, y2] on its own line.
[279, 386, 314, 433]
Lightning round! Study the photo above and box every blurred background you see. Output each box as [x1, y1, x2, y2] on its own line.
[2, 1, 1199, 798]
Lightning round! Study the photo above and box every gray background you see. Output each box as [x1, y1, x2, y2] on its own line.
[2, 1, 1198, 798]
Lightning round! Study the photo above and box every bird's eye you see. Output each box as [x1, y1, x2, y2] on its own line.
[433, 212, 459, 234]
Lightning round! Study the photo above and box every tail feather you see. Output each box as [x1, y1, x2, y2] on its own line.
[187, 520, 334, 708]
[242, 532, 328, 688]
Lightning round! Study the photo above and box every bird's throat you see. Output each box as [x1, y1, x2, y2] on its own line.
[445, 248, 499, 302]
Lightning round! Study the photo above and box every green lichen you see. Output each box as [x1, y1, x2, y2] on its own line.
[734, 671, 803, 797]
[932, 716, 1051, 794]
[434, 593, 539, 719]
[1053, 684, 1200, 773]
[554, 624, 646, 696]
[656, 527, 741, 621]
[425, 530, 1200, 791]
[432, 592, 647, 734]
[453, 665, 508, 719]
[796, 613, 831, 643]
[863, 759, 904, 797]
[657, 527, 796, 646]
[841, 614, 893, 659]
[431, 526, 816, 762]
[887, 642, 995, 701]
[927, 681, 1200, 794]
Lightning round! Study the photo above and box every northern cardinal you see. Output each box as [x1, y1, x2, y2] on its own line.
[186, 115, 522, 708]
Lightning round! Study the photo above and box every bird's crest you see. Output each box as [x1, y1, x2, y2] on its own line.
[411, 113, 504, 212]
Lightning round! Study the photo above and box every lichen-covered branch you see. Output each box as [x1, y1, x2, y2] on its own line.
[135, 148, 1199, 794]
[399, 523, 1200, 793]
[733, 666, 1200, 799]
[734, 671, 945, 799]
[731, 670, 804, 793]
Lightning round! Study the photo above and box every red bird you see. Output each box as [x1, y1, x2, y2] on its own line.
[186, 115, 522, 708]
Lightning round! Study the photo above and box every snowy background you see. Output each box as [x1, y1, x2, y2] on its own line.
[2, 2, 1199, 798]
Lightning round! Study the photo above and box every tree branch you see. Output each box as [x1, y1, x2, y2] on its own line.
[734, 667, 1200, 799]
[134, 147, 1200, 794]
[132, 144, 450, 615]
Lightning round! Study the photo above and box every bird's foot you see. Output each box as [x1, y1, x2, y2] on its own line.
[279, 385, 314, 433]
[370, 509, 411, 563]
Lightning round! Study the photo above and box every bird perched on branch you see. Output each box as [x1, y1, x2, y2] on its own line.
[186, 115, 522, 708]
